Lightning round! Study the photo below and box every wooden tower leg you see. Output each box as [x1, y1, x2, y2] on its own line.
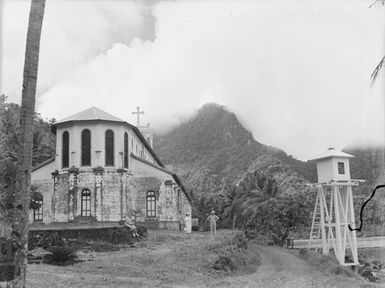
[348, 185, 359, 264]
[319, 187, 328, 255]
[333, 186, 344, 265]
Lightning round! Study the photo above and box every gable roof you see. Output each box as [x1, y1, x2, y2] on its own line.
[55, 106, 125, 124]
[311, 148, 354, 161]
[32, 157, 55, 172]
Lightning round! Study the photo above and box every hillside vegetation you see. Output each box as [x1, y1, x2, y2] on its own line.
[154, 103, 317, 196]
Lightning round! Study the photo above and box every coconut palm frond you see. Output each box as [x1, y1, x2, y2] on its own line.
[371, 55, 385, 86]
[369, 0, 385, 8]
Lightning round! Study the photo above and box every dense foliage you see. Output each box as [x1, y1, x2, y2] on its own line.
[218, 168, 313, 245]
[0, 95, 56, 167]
[0, 96, 56, 213]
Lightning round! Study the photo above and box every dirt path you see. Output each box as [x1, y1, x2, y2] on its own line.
[207, 242, 376, 288]
[27, 231, 377, 288]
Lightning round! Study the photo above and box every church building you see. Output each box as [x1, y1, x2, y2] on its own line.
[30, 107, 191, 230]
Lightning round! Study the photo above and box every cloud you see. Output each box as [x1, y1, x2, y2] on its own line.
[2, 0, 385, 160]
[1, 0, 155, 102]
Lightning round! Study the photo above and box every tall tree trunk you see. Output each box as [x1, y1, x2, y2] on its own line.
[1, 1, 45, 287]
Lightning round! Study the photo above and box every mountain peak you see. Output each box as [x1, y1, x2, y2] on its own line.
[153, 103, 317, 195]
[199, 102, 224, 111]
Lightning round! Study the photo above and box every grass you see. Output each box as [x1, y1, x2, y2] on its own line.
[297, 249, 360, 279]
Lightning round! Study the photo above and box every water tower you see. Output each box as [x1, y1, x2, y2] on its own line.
[309, 148, 363, 266]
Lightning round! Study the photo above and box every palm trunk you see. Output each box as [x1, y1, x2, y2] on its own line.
[1, 0, 45, 287]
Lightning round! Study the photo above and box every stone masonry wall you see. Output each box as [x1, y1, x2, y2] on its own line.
[31, 162, 191, 230]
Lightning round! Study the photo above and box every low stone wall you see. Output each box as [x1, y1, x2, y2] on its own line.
[28, 225, 147, 250]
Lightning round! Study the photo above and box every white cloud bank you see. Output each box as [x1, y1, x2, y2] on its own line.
[2, 0, 385, 160]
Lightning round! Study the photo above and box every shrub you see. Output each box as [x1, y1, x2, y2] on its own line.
[29, 232, 64, 250]
[213, 256, 234, 272]
[212, 231, 249, 272]
[112, 225, 147, 244]
[43, 245, 77, 265]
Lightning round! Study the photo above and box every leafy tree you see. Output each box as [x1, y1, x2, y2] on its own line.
[0, 97, 56, 167]
[244, 193, 310, 246]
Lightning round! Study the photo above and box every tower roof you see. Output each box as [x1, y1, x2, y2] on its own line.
[311, 147, 354, 161]
[54, 106, 125, 125]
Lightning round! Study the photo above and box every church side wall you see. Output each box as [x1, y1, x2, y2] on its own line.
[29, 179, 53, 225]
[99, 169, 126, 222]
[131, 158, 191, 230]
[54, 173, 70, 222]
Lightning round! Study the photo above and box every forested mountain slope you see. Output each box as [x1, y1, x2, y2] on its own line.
[154, 103, 316, 195]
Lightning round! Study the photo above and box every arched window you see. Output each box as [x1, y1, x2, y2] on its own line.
[81, 129, 91, 166]
[105, 130, 114, 166]
[33, 194, 43, 221]
[146, 191, 156, 217]
[124, 132, 129, 169]
[62, 131, 69, 168]
[81, 189, 91, 217]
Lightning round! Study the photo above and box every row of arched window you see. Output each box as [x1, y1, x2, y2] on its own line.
[62, 130, 130, 169]
[32, 190, 157, 221]
[79, 190, 157, 217]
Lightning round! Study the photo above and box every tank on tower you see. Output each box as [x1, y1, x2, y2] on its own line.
[313, 147, 354, 183]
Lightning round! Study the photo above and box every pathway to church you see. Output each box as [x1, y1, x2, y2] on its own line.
[27, 230, 379, 288]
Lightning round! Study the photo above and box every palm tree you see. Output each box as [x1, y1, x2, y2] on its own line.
[219, 185, 236, 220]
[219, 170, 280, 229]
[370, 0, 385, 84]
[193, 195, 215, 226]
[371, 56, 385, 85]
[2, 0, 46, 286]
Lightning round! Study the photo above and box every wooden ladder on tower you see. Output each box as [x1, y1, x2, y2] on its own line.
[309, 194, 322, 248]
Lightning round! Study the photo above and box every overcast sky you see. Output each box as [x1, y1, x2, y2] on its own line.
[1, 0, 385, 160]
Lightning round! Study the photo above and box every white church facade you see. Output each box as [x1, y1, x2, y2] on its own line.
[30, 107, 191, 230]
